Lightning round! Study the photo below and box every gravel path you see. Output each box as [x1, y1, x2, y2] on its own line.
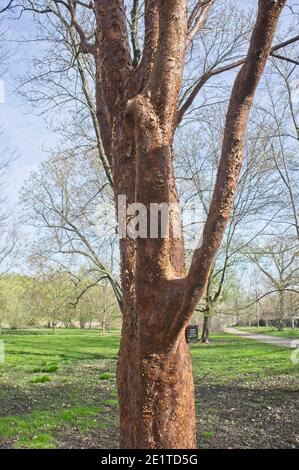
[224, 327, 298, 348]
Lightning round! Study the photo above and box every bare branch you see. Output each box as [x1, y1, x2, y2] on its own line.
[187, 0, 214, 45]
[134, 0, 159, 90]
[270, 52, 299, 66]
[176, 34, 299, 126]
[67, 0, 96, 54]
[170, 0, 288, 340]
[130, 0, 141, 66]
[0, 1, 14, 14]
[242, 289, 299, 310]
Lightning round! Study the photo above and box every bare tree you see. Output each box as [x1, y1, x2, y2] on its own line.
[176, 109, 280, 342]
[20, 149, 122, 304]
[244, 236, 299, 327]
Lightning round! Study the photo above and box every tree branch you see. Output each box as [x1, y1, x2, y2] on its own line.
[134, 0, 159, 91]
[146, 0, 188, 132]
[176, 33, 299, 126]
[0, 1, 14, 13]
[94, 0, 132, 117]
[67, 0, 96, 53]
[130, 0, 141, 66]
[187, 0, 214, 45]
[270, 52, 299, 66]
[241, 289, 299, 311]
[167, 0, 287, 342]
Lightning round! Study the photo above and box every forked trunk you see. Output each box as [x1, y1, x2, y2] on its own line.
[117, 320, 196, 448]
[94, 0, 286, 449]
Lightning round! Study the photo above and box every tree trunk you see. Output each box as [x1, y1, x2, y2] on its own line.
[201, 315, 210, 343]
[93, 0, 285, 449]
[278, 290, 284, 320]
[117, 323, 196, 448]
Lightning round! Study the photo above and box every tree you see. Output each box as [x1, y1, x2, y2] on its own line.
[20, 149, 122, 305]
[74, 280, 120, 331]
[176, 108, 279, 342]
[255, 54, 299, 240]
[2, 0, 292, 449]
[29, 265, 78, 331]
[0, 274, 35, 328]
[244, 236, 299, 328]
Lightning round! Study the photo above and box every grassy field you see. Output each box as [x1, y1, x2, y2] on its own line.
[0, 328, 298, 449]
[238, 327, 299, 339]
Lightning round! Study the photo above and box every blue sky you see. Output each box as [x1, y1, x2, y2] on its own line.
[1, 13, 57, 207]
[0, 1, 296, 211]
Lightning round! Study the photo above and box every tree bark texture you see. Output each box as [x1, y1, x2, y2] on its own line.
[92, 0, 286, 448]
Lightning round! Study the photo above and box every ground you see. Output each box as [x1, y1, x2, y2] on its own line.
[0, 328, 298, 449]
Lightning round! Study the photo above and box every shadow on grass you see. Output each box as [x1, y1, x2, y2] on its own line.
[6, 350, 117, 362]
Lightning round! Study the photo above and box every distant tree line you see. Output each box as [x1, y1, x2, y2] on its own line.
[0, 271, 121, 332]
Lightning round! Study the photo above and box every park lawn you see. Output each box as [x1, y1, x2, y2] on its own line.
[238, 327, 299, 339]
[0, 329, 298, 449]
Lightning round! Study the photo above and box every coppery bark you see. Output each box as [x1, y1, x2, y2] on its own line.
[91, 0, 287, 449]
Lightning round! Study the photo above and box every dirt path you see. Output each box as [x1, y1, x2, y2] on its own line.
[224, 327, 298, 348]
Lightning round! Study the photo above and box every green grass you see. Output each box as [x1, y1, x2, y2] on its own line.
[32, 364, 58, 373]
[14, 433, 56, 449]
[102, 399, 118, 406]
[99, 372, 113, 380]
[0, 328, 120, 448]
[201, 431, 214, 439]
[0, 328, 297, 449]
[0, 406, 105, 448]
[238, 327, 299, 339]
[30, 375, 51, 384]
[190, 333, 297, 385]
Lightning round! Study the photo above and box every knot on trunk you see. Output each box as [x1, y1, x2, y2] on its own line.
[125, 95, 162, 141]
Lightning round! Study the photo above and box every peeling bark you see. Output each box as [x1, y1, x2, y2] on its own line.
[91, 0, 286, 449]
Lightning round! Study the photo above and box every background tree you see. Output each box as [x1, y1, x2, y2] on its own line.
[244, 236, 299, 328]
[176, 106, 282, 342]
[252, 50, 299, 241]
[20, 149, 122, 304]
[74, 280, 120, 331]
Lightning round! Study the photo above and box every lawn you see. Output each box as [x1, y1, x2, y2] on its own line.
[238, 326, 299, 339]
[0, 328, 298, 449]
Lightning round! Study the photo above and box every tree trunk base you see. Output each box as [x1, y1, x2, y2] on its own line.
[117, 326, 196, 449]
